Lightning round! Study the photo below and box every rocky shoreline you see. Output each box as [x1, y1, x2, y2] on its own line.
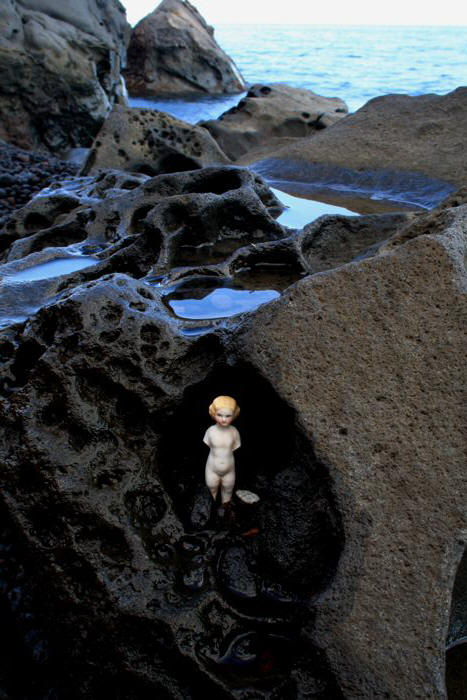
[0, 140, 78, 227]
[0, 1, 466, 699]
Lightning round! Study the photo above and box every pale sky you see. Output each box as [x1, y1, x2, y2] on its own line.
[123, 0, 467, 27]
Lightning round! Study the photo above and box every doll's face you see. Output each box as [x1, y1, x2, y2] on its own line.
[214, 408, 234, 427]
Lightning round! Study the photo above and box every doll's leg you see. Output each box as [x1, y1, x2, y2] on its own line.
[220, 472, 235, 504]
[205, 468, 221, 501]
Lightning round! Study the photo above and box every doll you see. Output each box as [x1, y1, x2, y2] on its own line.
[203, 396, 240, 505]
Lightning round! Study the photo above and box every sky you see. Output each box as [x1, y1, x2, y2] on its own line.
[123, 0, 467, 27]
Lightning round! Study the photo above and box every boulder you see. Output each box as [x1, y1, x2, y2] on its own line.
[124, 0, 245, 97]
[0, 0, 130, 153]
[237, 88, 467, 189]
[235, 203, 467, 698]
[81, 105, 230, 176]
[0, 159, 465, 697]
[201, 83, 348, 160]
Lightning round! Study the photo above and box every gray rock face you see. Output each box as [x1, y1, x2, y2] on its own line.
[235, 204, 467, 699]
[0, 0, 130, 153]
[238, 88, 467, 188]
[0, 162, 465, 698]
[81, 105, 230, 176]
[0, 166, 347, 698]
[201, 83, 348, 161]
[124, 0, 245, 97]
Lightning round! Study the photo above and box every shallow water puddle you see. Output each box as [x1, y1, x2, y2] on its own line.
[6, 256, 98, 282]
[162, 277, 279, 320]
[272, 187, 356, 228]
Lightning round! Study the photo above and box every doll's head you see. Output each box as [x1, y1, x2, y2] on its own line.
[209, 396, 240, 426]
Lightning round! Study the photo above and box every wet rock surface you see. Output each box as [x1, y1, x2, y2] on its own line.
[124, 0, 245, 97]
[81, 105, 230, 176]
[0, 157, 465, 698]
[237, 88, 467, 189]
[201, 83, 348, 161]
[0, 277, 345, 697]
[0, 0, 130, 153]
[0, 164, 411, 331]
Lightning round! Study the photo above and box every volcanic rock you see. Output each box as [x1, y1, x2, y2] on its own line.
[0, 158, 465, 698]
[124, 0, 245, 97]
[201, 83, 348, 161]
[0, 0, 130, 153]
[81, 105, 229, 176]
[237, 87, 467, 189]
[235, 203, 467, 698]
[0, 140, 78, 226]
[0, 165, 285, 328]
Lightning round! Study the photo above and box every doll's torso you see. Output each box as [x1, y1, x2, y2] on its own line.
[204, 424, 240, 476]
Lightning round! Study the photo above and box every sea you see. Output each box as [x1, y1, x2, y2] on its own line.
[129, 24, 467, 121]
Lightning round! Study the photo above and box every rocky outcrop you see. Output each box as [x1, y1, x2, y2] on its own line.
[0, 0, 130, 153]
[0, 160, 465, 698]
[201, 83, 348, 161]
[124, 0, 245, 97]
[235, 204, 467, 698]
[81, 105, 229, 176]
[237, 88, 467, 188]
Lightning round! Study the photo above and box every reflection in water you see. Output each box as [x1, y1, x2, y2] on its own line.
[272, 187, 356, 228]
[167, 285, 279, 320]
[6, 257, 98, 282]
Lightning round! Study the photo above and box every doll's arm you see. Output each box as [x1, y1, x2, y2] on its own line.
[232, 427, 241, 451]
[203, 428, 211, 446]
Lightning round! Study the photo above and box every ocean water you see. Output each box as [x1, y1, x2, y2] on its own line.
[129, 24, 467, 121]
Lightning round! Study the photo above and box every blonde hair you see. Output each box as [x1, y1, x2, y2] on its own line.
[209, 395, 240, 420]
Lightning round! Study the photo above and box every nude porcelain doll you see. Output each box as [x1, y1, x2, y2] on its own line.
[203, 396, 240, 505]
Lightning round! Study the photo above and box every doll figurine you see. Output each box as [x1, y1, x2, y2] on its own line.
[203, 396, 241, 505]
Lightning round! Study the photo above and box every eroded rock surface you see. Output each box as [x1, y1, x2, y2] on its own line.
[0, 160, 465, 698]
[235, 204, 467, 698]
[0, 0, 130, 153]
[238, 88, 467, 188]
[124, 0, 245, 97]
[201, 83, 348, 161]
[0, 166, 286, 328]
[81, 105, 230, 176]
[0, 257, 344, 695]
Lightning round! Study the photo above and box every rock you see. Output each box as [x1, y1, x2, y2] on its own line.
[200, 83, 348, 161]
[0, 0, 130, 153]
[238, 88, 467, 189]
[0, 272, 344, 697]
[0, 140, 78, 226]
[81, 105, 230, 176]
[0, 165, 285, 328]
[124, 0, 245, 97]
[0, 158, 464, 697]
[218, 545, 259, 600]
[234, 203, 467, 698]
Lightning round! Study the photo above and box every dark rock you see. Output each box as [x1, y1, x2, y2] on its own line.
[81, 105, 230, 176]
[0, 141, 78, 226]
[237, 87, 467, 188]
[218, 545, 259, 600]
[124, 0, 245, 97]
[0, 158, 464, 698]
[201, 83, 347, 161]
[0, 0, 130, 153]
